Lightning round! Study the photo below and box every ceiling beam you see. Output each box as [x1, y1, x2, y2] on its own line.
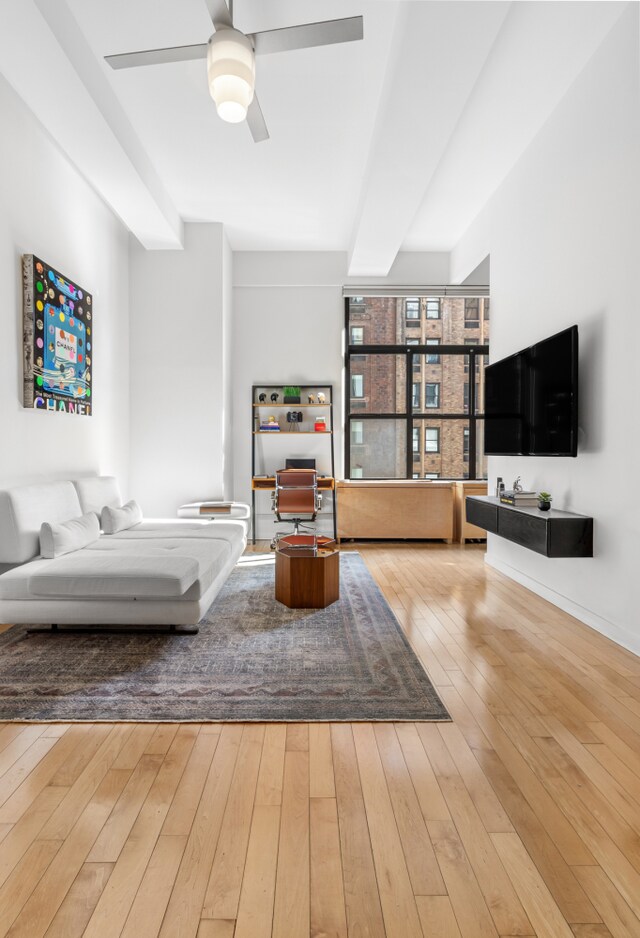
[0, 0, 183, 250]
[347, 1, 509, 278]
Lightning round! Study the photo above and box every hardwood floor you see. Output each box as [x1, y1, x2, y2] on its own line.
[1, 541, 639, 937]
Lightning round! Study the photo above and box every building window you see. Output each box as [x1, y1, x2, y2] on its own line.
[425, 339, 440, 365]
[405, 298, 420, 320]
[425, 428, 440, 453]
[412, 473, 420, 479]
[464, 298, 480, 328]
[346, 295, 489, 480]
[425, 383, 440, 408]
[464, 337, 476, 373]
[484, 298, 490, 320]
[408, 338, 421, 373]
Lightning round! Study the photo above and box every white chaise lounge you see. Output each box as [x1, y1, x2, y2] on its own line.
[0, 476, 247, 633]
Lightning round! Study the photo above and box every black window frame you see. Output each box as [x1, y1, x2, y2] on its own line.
[345, 298, 488, 480]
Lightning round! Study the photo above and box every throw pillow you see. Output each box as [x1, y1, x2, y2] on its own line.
[101, 499, 143, 535]
[40, 512, 101, 559]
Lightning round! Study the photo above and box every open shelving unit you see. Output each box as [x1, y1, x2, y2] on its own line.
[251, 383, 336, 543]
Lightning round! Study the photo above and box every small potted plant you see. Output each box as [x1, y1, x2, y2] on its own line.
[538, 491, 552, 511]
[283, 385, 301, 404]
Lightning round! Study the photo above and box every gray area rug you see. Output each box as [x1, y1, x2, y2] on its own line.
[0, 552, 450, 722]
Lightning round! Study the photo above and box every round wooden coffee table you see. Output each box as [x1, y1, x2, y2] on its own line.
[274, 544, 339, 609]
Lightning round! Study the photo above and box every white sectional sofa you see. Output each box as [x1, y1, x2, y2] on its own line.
[0, 477, 247, 632]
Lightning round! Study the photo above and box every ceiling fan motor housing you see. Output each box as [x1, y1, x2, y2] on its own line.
[207, 27, 256, 123]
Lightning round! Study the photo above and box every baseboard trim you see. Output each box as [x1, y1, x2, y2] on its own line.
[485, 554, 639, 658]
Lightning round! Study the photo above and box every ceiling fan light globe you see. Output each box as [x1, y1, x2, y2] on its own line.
[207, 29, 255, 124]
[216, 97, 248, 123]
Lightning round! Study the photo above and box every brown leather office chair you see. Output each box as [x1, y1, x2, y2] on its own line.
[271, 468, 323, 549]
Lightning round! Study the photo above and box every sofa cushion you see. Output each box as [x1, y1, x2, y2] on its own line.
[40, 512, 100, 559]
[28, 551, 199, 599]
[0, 481, 83, 564]
[108, 519, 247, 545]
[101, 500, 143, 535]
[86, 537, 230, 600]
[73, 476, 122, 516]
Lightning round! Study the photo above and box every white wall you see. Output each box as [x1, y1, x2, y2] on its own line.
[232, 250, 451, 538]
[129, 223, 231, 516]
[454, 6, 640, 653]
[0, 74, 130, 492]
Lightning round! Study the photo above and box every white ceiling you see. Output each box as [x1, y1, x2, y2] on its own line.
[0, 1, 628, 273]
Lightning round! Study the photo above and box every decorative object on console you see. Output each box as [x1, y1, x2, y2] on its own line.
[22, 255, 93, 416]
[283, 385, 301, 404]
[258, 392, 267, 402]
[270, 392, 279, 402]
[538, 491, 552, 511]
[317, 392, 326, 404]
[500, 490, 539, 507]
[308, 393, 316, 404]
[314, 416, 327, 432]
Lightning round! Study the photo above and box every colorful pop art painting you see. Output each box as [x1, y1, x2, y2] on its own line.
[22, 255, 93, 416]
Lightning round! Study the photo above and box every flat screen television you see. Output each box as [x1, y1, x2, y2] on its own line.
[484, 325, 578, 456]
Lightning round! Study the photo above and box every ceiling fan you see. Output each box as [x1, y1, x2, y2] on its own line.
[105, 0, 364, 143]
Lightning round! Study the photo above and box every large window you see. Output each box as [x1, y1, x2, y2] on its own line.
[345, 294, 489, 479]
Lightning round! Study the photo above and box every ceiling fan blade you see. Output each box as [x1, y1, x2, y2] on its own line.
[250, 15, 363, 57]
[105, 43, 208, 70]
[205, 0, 232, 29]
[247, 94, 270, 143]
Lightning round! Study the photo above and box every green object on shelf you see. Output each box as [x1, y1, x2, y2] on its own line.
[283, 384, 301, 403]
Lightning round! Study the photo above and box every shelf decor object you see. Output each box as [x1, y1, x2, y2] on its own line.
[251, 383, 336, 543]
[283, 385, 301, 404]
[466, 496, 593, 558]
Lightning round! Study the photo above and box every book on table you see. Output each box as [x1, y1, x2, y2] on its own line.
[500, 493, 539, 506]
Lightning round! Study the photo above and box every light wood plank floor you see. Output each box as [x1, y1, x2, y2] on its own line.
[1, 541, 639, 937]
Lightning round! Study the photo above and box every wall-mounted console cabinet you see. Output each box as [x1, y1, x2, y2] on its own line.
[466, 496, 593, 558]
